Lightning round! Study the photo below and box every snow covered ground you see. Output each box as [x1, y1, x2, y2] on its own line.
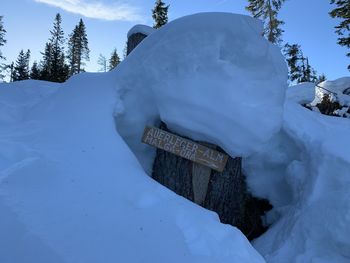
[1, 12, 349, 263]
[245, 79, 350, 262]
[0, 74, 263, 263]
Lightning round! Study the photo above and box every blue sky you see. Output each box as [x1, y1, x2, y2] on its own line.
[1, 0, 349, 79]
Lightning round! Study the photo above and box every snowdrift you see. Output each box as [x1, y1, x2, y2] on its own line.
[0, 13, 269, 263]
[1, 11, 349, 263]
[244, 78, 350, 262]
[115, 12, 287, 172]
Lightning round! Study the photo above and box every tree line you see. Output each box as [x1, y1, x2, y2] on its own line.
[0, 14, 121, 83]
[0, 0, 349, 83]
[246, 0, 349, 83]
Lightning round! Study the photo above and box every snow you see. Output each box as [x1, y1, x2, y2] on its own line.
[244, 77, 350, 262]
[116, 12, 287, 172]
[311, 77, 350, 106]
[127, 24, 156, 38]
[0, 13, 269, 262]
[1, 10, 349, 263]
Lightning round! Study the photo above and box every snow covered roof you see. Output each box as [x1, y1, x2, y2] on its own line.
[127, 24, 156, 38]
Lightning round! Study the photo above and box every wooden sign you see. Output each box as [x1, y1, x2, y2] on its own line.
[142, 126, 228, 172]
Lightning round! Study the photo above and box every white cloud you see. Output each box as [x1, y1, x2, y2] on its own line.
[34, 0, 142, 22]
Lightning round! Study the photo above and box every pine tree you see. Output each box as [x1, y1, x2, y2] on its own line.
[13, 49, 31, 81]
[108, 49, 121, 71]
[30, 61, 41, 80]
[9, 62, 14, 82]
[299, 57, 317, 83]
[246, 0, 285, 44]
[67, 19, 90, 76]
[40, 42, 53, 81]
[0, 16, 7, 80]
[284, 43, 317, 83]
[284, 43, 303, 82]
[38, 14, 68, 82]
[317, 73, 327, 84]
[0, 16, 6, 60]
[49, 13, 68, 82]
[97, 54, 107, 72]
[329, 0, 350, 70]
[152, 0, 169, 29]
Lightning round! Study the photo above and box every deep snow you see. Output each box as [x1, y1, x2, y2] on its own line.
[115, 12, 287, 173]
[0, 73, 264, 263]
[244, 79, 350, 262]
[1, 12, 349, 263]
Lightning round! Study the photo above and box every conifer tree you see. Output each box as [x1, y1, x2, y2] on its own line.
[284, 43, 317, 83]
[97, 54, 107, 72]
[152, 0, 169, 29]
[317, 73, 327, 84]
[38, 14, 68, 82]
[8, 62, 14, 82]
[108, 49, 121, 71]
[0, 16, 6, 60]
[329, 0, 350, 70]
[299, 57, 317, 83]
[284, 43, 303, 82]
[30, 61, 41, 80]
[67, 19, 90, 76]
[246, 0, 285, 44]
[13, 49, 31, 81]
[49, 13, 68, 82]
[40, 42, 53, 81]
[0, 16, 7, 80]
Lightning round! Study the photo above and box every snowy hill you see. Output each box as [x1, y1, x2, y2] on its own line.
[1, 12, 350, 263]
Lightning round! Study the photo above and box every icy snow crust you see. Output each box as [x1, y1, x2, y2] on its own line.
[245, 78, 350, 262]
[115, 12, 287, 172]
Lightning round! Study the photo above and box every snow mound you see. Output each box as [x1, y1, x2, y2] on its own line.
[127, 24, 156, 38]
[244, 77, 350, 262]
[0, 75, 265, 261]
[311, 77, 350, 106]
[286, 82, 315, 104]
[115, 12, 288, 171]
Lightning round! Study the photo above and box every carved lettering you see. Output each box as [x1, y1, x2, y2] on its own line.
[142, 126, 229, 172]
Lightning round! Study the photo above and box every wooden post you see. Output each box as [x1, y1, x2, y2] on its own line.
[192, 163, 211, 205]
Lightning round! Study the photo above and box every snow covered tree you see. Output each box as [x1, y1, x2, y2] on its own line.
[108, 49, 121, 71]
[97, 54, 107, 72]
[30, 61, 41, 80]
[246, 0, 285, 44]
[152, 0, 169, 29]
[329, 0, 350, 70]
[12, 49, 31, 81]
[0, 16, 7, 80]
[67, 19, 90, 76]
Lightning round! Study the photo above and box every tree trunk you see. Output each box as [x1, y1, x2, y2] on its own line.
[151, 122, 271, 240]
[127, 33, 148, 56]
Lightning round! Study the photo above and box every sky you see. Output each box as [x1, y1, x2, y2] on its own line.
[1, 0, 349, 80]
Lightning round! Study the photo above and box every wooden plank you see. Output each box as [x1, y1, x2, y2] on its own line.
[192, 162, 211, 205]
[141, 126, 228, 172]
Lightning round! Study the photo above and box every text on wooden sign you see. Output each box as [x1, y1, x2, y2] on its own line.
[141, 126, 228, 172]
